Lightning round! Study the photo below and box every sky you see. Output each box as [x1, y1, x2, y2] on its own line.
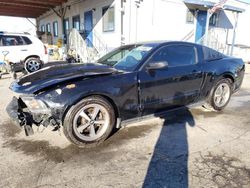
[0, 16, 36, 36]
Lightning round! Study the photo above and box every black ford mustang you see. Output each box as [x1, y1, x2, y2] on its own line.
[7, 41, 245, 147]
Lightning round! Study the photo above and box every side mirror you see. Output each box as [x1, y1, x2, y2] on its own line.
[147, 61, 168, 70]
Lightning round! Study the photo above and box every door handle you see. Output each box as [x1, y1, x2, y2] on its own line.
[21, 49, 28, 51]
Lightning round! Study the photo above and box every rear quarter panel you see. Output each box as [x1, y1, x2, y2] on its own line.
[29, 36, 48, 63]
[200, 57, 245, 99]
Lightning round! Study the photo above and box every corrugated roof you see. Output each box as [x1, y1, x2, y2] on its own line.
[183, 0, 245, 12]
[0, 0, 67, 18]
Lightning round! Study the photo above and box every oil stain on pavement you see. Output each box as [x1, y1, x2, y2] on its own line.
[1, 121, 157, 163]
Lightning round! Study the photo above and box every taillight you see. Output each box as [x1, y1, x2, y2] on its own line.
[44, 45, 48, 55]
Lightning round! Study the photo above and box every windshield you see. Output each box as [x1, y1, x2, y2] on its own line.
[97, 46, 134, 66]
[98, 45, 154, 71]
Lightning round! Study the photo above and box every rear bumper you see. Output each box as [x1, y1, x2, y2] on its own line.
[233, 65, 245, 93]
[41, 54, 49, 64]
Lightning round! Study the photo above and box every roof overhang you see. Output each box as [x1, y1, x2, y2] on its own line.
[0, 0, 67, 18]
[183, 0, 245, 13]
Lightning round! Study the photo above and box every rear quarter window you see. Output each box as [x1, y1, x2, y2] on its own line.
[202, 46, 225, 61]
[22, 36, 32, 45]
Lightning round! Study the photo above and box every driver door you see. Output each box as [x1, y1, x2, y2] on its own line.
[138, 44, 204, 115]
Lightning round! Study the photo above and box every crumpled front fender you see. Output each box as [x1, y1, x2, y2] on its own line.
[6, 97, 21, 127]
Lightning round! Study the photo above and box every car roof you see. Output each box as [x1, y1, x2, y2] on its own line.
[0, 31, 31, 37]
[121, 40, 200, 49]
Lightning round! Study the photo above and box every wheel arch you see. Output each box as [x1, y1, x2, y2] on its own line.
[221, 73, 235, 83]
[24, 55, 41, 63]
[205, 72, 235, 101]
[62, 93, 120, 125]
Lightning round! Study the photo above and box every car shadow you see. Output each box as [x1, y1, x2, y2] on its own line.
[143, 93, 195, 188]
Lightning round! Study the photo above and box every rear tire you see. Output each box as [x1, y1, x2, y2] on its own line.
[63, 96, 116, 148]
[205, 78, 232, 111]
[24, 57, 42, 73]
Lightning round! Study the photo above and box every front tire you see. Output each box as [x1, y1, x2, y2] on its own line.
[205, 78, 232, 111]
[24, 57, 42, 73]
[63, 96, 116, 148]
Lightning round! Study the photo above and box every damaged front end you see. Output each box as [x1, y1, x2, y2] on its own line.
[6, 63, 119, 137]
[6, 95, 60, 136]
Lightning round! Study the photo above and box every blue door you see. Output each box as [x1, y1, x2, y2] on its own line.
[84, 11, 93, 47]
[195, 11, 207, 43]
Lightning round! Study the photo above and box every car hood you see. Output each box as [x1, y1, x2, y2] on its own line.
[10, 63, 118, 94]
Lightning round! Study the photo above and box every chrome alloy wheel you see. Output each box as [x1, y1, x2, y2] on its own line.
[73, 103, 110, 142]
[213, 83, 231, 108]
[26, 60, 40, 72]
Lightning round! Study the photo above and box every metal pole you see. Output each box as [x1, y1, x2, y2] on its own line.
[226, 29, 230, 55]
[135, 4, 138, 43]
[204, 10, 211, 46]
[230, 12, 239, 56]
[194, 10, 198, 42]
[61, 16, 65, 45]
[128, 0, 132, 43]
[35, 18, 39, 36]
[26, 18, 37, 28]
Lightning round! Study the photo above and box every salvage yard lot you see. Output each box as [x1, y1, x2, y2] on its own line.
[0, 65, 250, 188]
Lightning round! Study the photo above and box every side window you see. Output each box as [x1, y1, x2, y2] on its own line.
[46, 23, 51, 33]
[209, 13, 218, 27]
[72, 15, 80, 31]
[202, 46, 224, 61]
[102, 6, 115, 32]
[186, 9, 195, 24]
[1, 35, 24, 46]
[53, 21, 58, 37]
[41, 25, 45, 32]
[22, 36, 32, 45]
[150, 45, 196, 67]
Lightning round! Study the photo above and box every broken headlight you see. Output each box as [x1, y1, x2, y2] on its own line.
[21, 97, 50, 114]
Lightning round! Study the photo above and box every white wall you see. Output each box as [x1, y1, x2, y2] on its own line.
[38, 0, 121, 48]
[122, 0, 195, 44]
[38, 0, 198, 48]
[235, 4, 250, 46]
[37, 0, 250, 52]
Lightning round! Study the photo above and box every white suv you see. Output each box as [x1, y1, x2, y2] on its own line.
[0, 32, 48, 73]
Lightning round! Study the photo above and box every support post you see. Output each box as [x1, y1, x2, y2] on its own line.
[226, 29, 230, 55]
[61, 16, 65, 45]
[194, 10, 198, 42]
[230, 12, 239, 56]
[52, 5, 67, 45]
[204, 10, 211, 46]
[35, 18, 40, 36]
[135, 6, 138, 43]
